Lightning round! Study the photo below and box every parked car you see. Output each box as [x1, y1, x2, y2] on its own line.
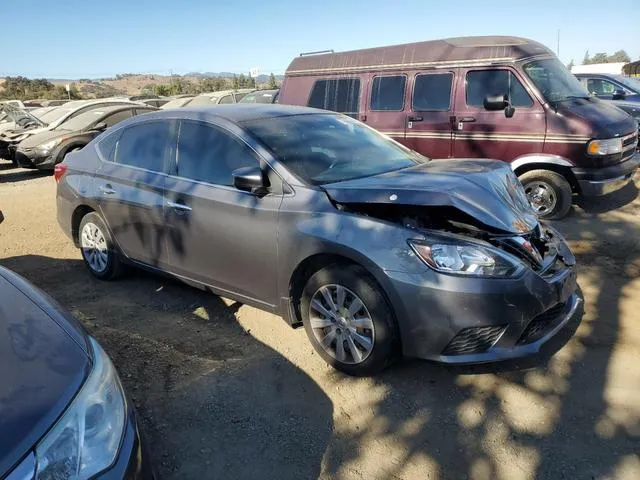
[279, 36, 639, 219]
[0, 99, 141, 161]
[140, 98, 170, 108]
[612, 100, 640, 126]
[238, 89, 279, 104]
[14, 104, 157, 169]
[184, 89, 255, 107]
[56, 105, 581, 376]
[160, 95, 196, 109]
[575, 73, 640, 103]
[0, 211, 152, 479]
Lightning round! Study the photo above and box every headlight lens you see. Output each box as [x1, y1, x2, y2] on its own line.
[587, 137, 623, 155]
[37, 138, 62, 153]
[409, 237, 525, 278]
[35, 338, 126, 479]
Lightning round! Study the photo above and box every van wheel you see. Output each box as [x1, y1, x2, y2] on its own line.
[301, 264, 398, 376]
[79, 212, 123, 280]
[519, 170, 572, 220]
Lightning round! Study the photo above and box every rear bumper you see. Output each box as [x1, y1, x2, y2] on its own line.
[573, 151, 640, 196]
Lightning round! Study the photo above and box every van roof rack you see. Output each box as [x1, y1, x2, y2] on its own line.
[299, 49, 334, 57]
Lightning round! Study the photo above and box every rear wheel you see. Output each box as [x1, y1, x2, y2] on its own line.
[301, 264, 398, 376]
[519, 169, 572, 220]
[79, 212, 123, 280]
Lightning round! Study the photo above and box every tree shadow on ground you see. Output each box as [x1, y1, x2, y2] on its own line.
[1, 254, 334, 480]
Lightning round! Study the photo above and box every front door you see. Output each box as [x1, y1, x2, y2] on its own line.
[96, 120, 176, 268]
[403, 71, 456, 159]
[164, 120, 281, 306]
[453, 67, 546, 161]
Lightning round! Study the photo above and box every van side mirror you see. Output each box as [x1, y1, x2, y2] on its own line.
[232, 165, 268, 196]
[484, 94, 515, 118]
[612, 89, 626, 100]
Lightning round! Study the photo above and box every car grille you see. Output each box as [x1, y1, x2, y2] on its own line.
[442, 325, 506, 355]
[516, 301, 568, 345]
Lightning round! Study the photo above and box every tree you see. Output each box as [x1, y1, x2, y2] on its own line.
[268, 72, 278, 89]
[238, 73, 247, 88]
[232, 74, 239, 89]
[609, 50, 631, 63]
[154, 84, 171, 96]
[567, 59, 575, 70]
[582, 50, 590, 65]
[591, 52, 608, 64]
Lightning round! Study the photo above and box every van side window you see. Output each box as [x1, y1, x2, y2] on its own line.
[412, 73, 453, 111]
[466, 70, 533, 108]
[370, 75, 406, 111]
[307, 78, 360, 117]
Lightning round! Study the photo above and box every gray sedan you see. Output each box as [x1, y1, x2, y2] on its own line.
[55, 105, 581, 376]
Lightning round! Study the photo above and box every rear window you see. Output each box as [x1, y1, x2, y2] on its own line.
[412, 73, 453, 111]
[370, 75, 406, 111]
[307, 78, 360, 117]
[113, 121, 173, 172]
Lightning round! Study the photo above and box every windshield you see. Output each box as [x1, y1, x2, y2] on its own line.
[524, 58, 589, 103]
[55, 109, 107, 131]
[613, 75, 640, 93]
[244, 113, 423, 185]
[239, 91, 276, 104]
[38, 107, 74, 125]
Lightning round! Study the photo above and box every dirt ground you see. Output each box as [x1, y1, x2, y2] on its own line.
[1, 164, 639, 480]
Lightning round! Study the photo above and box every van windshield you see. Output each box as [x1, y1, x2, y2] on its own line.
[523, 58, 590, 103]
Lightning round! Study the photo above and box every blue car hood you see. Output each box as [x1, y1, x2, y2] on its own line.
[0, 267, 90, 477]
[322, 159, 539, 234]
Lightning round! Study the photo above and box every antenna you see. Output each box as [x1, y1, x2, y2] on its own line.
[299, 49, 334, 57]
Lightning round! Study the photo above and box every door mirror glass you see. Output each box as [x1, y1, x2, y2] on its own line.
[612, 89, 626, 100]
[232, 165, 267, 195]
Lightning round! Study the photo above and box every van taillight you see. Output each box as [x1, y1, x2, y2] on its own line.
[54, 164, 68, 183]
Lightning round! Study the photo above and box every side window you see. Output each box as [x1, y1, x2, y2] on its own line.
[102, 110, 133, 127]
[586, 78, 616, 95]
[370, 75, 406, 111]
[307, 78, 360, 117]
[176, 121, 258, 187]
[466, 70, 533, 108]
[218, 95, 233, 104]
[412, 73, 453, 111]
[234, 92, 248, 102]
[114, 121, 173, 173]
[96, 130, 120, 162]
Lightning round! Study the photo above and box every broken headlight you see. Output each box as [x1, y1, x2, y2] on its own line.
[409, 236, 525, 278]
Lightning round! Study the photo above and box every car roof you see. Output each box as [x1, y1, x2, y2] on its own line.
[134, 104, 325, 123]
[197, 89, 255, 98]
[286, 36, 553, 76]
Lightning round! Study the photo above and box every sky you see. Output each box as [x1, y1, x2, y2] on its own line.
[3, 0, 639, 79]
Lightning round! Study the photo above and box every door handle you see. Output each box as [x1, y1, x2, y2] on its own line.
[166, 200, 192, 212]
[458, 116, 476, 123]
[99, 185, 116, 195]
[408, 115, 424, 122]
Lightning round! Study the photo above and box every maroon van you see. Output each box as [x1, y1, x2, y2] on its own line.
[279, 36, 639, 219]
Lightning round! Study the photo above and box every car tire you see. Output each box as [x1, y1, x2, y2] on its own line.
[301, 264, 398, 376]
[78, 212, 123, 280]
[519, 170, 572, 220]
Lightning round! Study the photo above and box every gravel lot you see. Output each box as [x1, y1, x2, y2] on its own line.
[1, 163, 639, 480]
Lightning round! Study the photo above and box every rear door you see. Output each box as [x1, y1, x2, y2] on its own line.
[164, 120, 281, 306]
[404, 71, 455, 158]
[452, 67, 546, 161]
[96, 119, 176, 268]
[364, 73, 407, 146]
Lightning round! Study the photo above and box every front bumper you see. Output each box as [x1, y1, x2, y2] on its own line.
[14, 148, 55, 169]
[385, 245, 581, 363]
[572, 151, 640, 196]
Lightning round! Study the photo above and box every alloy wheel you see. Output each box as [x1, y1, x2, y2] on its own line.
[309, 284, 375, 364]
[81, 222, 109, 273]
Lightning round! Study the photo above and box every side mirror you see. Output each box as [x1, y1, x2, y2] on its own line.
[612, 89, 626, 100]
[93, 122, 107, 132]
[232, 165, 267, 196]
[484, 94, 515, 118]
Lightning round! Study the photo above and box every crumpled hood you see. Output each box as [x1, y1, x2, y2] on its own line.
[0, 125, 50, 141]
[18, 129, 69, 149]
[558, 98, 637, 138]
[323, 159, 539, 234]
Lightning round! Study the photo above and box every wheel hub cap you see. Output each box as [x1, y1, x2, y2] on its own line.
[309, 284, 375, 364]
[525, 182, 557, 214]
[81, 222, 108, 273]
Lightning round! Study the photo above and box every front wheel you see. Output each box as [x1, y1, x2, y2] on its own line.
[301, 264, 398, 376]
[519, 170, 573, 220]
[79, 212, 123, 280]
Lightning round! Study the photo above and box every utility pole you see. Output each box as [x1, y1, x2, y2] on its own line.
[556, 29, 560, 57]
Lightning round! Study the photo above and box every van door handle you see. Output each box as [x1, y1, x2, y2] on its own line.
[99, 185, 116, 195]
[166, 200, 192, 213]
[408, 115, 424, 122]
[458, 116, 476, 123]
